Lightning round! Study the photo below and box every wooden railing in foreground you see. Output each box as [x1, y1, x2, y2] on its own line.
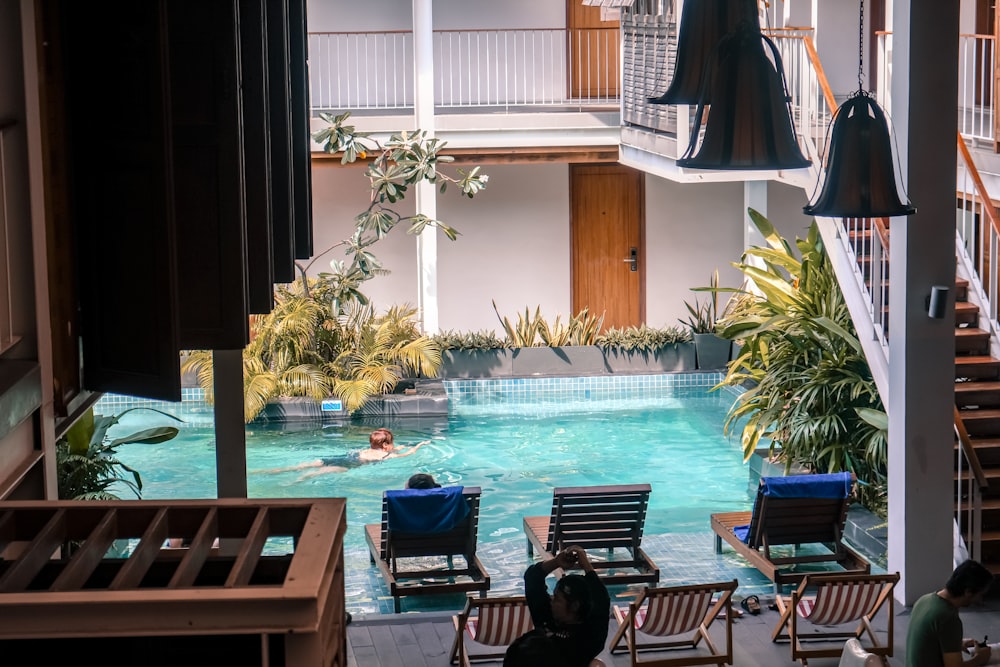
[0, 499, 347, 667]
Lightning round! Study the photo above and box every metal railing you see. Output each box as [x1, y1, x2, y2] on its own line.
[837, 217, 891, 354]
[308, 28, 621, 112]
[878, 31, 995, 143]
[956, 133, 1000, 334]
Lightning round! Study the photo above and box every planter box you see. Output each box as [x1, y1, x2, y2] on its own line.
[603, 343, 696, 373]
[694, 333, 731, 369]
[439, 349, 513, 379]
[511, 346, 608, 376]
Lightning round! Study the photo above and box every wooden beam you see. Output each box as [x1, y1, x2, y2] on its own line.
[312, 145, 619, 166]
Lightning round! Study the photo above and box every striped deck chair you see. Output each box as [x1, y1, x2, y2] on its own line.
[449, 595, 533, 666]
[771, 572, 899, 666]
[609, 579, 738, 666]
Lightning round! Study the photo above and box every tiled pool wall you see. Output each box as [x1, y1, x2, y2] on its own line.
[96, 372, 733, 422]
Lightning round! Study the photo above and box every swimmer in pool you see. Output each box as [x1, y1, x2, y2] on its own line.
[261, 428, 429, 478]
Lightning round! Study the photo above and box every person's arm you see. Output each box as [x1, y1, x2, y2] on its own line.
[387, 440, 430, 459]
[524, 550, 576, 628]
[567, 546, 611, 647]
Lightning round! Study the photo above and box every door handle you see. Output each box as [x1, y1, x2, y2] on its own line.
[623, 247, 637, 272]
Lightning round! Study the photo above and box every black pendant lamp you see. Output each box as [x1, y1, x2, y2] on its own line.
[677, 20, 811, 170]
[648, 0, 759, 105]
[803, 0, 915, 217]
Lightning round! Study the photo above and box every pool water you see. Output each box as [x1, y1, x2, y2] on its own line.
[112, 384, 753, 553]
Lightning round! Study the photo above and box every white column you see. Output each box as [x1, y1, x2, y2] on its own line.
[413, 0, 438, 333]
[743, 181, 768, 250]
[886, 0, 959, 605]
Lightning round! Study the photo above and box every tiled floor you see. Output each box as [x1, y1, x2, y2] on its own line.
[345, 531, 859, 618]
[345, 591, 1000, 667]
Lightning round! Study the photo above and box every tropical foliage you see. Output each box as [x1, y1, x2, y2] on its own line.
[681, 270, 723, 334]
[432, 329, 509, 350]
[304, 112, 490, 298]
[183, 276, 441, 422]
[714, 209, 887, 514]
[596, 324, 691, 352]
[491, 301, 605, 347]
[56, 408, 182, 500]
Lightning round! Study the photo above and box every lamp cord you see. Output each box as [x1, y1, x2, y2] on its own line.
[858, 0, 865, 92]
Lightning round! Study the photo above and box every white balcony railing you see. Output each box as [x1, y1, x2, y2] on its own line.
[308, 28, 620, 112]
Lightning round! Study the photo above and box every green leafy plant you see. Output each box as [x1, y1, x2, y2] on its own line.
[681, 270, 722, 334]
[492, 303, 605, 347]
[56, 408, 182, 500]
[183, 277, 441, 421]
[714, 209, 886, 515]
[493, 301, 543, 347]
[596, 325, 691, 352]
[303, 112, 489, 298]
[432, 330, 509, 350]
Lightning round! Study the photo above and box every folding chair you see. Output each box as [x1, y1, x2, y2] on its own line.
[609, 579, 738, 666]
[772, 572, 899, 666]
[450, 595, 533, 666]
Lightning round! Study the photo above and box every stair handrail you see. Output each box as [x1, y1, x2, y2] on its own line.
[954, 406, 985, 562]
[956, 132, 1000, 330]
[800, 34, 837, 111]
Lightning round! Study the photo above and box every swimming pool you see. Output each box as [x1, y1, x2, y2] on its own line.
[104, 373, 773, 614]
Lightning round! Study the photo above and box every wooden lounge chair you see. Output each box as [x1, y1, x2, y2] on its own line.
[524, 484, 659, 585]
[608, 579, 738, 666]
[710, 472, 870, 593]
[772, 572, 899, 666]
[449, 595, 533, 666]
[365, 486, 490, 613]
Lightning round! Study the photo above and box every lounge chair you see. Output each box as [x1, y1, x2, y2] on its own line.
[449, 595, 533, 666]
[710, 472, 870, 593]
[523, 484, 659, 585]
[365, 485, 490, 613]
[608, 579, 738, 666]
[772, 572, 899, 666]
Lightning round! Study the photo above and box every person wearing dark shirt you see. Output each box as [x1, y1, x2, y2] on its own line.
[507, 544, 611, 667]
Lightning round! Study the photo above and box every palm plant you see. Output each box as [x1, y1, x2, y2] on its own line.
[714, 209, 887, 513]
[183, 278, 440, 422]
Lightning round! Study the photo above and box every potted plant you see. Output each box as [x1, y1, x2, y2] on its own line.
[494, 303, 608, 376]
[681, 271, 732, 370]
[433, 329, 513, 378]
[597, 324, 695, 372]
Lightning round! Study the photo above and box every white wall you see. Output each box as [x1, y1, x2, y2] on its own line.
[767, 180, 813, 242]
[643, 177, 745, 328]
[306, 0, 565, 32]
[438, 163, 571, 333]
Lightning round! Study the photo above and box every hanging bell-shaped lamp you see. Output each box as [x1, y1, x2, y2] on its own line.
[803, 92, 915, 217]
[677, 20, 811, 170]
[648, 0, 759, 105]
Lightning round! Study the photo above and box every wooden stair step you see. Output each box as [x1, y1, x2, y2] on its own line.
[960, 438, 1000, 466]
[956, 356, 1000, 380]
[955, 381, 1000, 407]
[956, 328, 991, 354]
[958, 408, 1000, 437]
[957, 301, 980, 325]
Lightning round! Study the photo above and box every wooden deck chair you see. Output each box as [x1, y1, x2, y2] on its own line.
[523, 484, 659, 585]
[609, 579, 738, 666]
[365, 486, 490, 613]
[449, 595, 533, 666]
[710, 472, 870, 593]
[771, 572, 899, 666]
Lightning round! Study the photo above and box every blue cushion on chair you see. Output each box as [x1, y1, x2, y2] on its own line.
[760, 472, 852, 499]
[386, 486, 469, 533]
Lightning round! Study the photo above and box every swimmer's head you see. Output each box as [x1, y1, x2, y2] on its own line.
[370, 428, 394, 451]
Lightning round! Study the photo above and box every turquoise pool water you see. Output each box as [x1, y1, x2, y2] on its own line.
[109, 378, 754, 554]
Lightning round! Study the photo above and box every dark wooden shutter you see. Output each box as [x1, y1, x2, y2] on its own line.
[265, 0, 297, 283]
[239, 0, 277, 315]
[288, 0, 314, 259]
[62, 1, 181, 401]
[168, 0, 250, 350]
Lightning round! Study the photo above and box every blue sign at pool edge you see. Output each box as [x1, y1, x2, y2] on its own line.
[321, 399, 343, 412]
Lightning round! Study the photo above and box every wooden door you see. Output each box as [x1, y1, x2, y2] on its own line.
[570, 165, 644, 330]
[566, 1, 619, 99]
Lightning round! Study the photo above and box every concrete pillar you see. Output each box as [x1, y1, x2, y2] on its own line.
[886, 0, 959, 605]
[213, 349, 247, 498]
[413, 0, 438, 333]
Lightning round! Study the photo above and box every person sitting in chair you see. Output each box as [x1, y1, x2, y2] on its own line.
[507, 544, 610, 667]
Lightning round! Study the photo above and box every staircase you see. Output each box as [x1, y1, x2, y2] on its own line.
[954, 277, 1000, 573]
[845, 219, 1000, 575]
